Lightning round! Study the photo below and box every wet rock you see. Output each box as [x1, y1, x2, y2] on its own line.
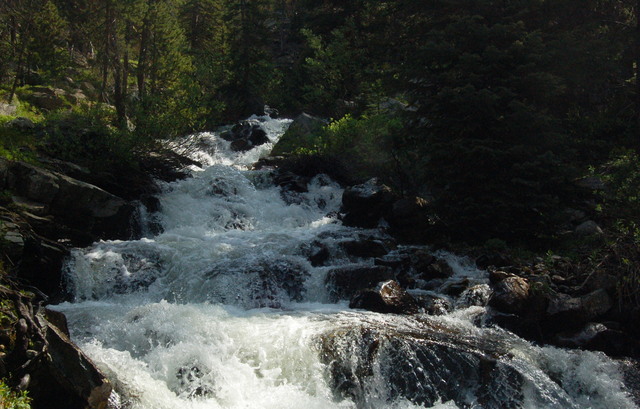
[350, 280, 419, 315]
[29, 316, 112, 409]
[242, 259, 309, 308]
[222, 121, 269, 152]
[489, 275, 530, 314]
[440, 278, 470, 297]
[319, 317, 529, 408]
[414, 293, 453, 315]
[340, 178, 397, 228]
[555, 322, 640, 357]
[176, 365, 214, 398]
[274, 170, 309, 193]
[326, 265, 394, 301]
[308, 242, 330, 267]
[456, 284, 492, 308]
[230, 139, 250, 151]
[340, 238, 390, 258]
[419, 258, 454, 280]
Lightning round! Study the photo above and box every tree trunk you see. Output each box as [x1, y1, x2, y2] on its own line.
[138, 12, 150, 101]
[636, 0, 640, 133]
[7, 42, 25, 103]
[101, 0, 113, 103]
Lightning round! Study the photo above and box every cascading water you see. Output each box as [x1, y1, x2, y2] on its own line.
[52, 115, 638, 409]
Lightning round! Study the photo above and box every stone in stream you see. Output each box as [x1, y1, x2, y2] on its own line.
[340, 178, 396, 228]
[319, 317, 529, 409]
[221, 121, 270, 152]
[489, 274, 530, 314]
[350, 280, 420, 315]
[325, 265, 394, 302]
[340, 238, 391, 259]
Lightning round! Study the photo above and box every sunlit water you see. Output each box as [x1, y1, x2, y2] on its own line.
[52, 116, 638, 409]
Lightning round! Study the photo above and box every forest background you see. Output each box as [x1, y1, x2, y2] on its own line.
[1, 0, 640, 261]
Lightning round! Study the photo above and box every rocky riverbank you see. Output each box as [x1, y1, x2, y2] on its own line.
[0, 146, 197, 408]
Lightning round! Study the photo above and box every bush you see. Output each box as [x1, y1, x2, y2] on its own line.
[0, 380, 31, 409]
[304, 112, 408, 188]
[42, 104, 141, 171]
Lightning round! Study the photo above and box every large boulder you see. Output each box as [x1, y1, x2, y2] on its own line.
[30, 317, 112, 409]
[340, 178, 397, 228]
[0, 158, 133, 241]
[350, 280, 419, 314]
[546, 289, 612, 328]
[0, 102, 18, 116]
[5, 117, 35, 130]
[0, 285, 111, 409]
[387, 196, 432, 243]
[20, 87, 68, 111]
[271, 113, 327, 156]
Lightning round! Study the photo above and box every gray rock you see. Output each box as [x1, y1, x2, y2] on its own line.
[30, 313, 112, 409]
[0, 102, 18, 116]
[6, 117, 35, 130]
[574, 220, 603, 236]
[575, 176, 606, 190]
[271, 113, 327, 156]
[22, 89, 67, 111]
[547, 289, 611, 325]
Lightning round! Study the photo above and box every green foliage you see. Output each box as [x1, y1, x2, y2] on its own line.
[0, 380, 31, 409]
[596, 151, 640, 220]
[42, 104, 140, 171]
[28, 1, 69, 79]
[0, 115, 38, 163]
[293, 112, 407, 186]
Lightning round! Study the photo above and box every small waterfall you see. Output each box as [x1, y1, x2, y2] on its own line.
[53, 116, 638, 409]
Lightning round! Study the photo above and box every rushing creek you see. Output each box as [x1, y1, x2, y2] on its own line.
[52, 116, 638, 409]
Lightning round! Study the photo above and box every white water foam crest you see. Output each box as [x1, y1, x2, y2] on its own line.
[167, 115, 292, 170]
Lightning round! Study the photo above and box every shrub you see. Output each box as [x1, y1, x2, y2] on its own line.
[0, 380, 31, 409]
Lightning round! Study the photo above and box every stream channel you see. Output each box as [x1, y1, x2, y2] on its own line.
[52, 116, 638, 409]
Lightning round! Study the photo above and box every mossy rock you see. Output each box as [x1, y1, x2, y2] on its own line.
[271, 113, 326, 156]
